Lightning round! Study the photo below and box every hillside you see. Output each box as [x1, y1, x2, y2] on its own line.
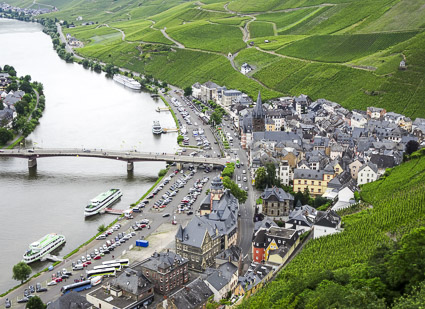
[239, 149, 425, 308]
[20, 0, 425, 116]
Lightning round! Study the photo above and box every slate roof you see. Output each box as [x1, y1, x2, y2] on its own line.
[139, 251, 187, 273]
[370, 154, 395, 169]
[314, 210, 341, 228]
[215, 245, 242, 263]
[176, 216, 218, 248]
[286, 205, 319, 227]
[252, 91, 264, 118]
[261, 186, 294, 202]
[293, 169, 324, 180]
[205, 262, 238, 291]
[111, 268, 152, 295]
[359, 162, 378, 174]
[47, 291, 92, 309]
[167, 278, 213, 309]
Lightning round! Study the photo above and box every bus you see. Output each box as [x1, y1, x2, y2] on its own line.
[61, 280, 91, 295]
[102, 259, 129, 267]
[86, 267, 116, 278]
[93, 263, 122, 272]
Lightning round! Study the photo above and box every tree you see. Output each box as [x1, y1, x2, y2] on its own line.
[184, 86, 192, 97]
[0, 128, 13, 144]
[209, 110, 222, 125]
[6, 82, 18, 92]
[12, 261, 32, 283]
[265, 163, 278, 187]
[255, 167, 268, 190]
[97, 224, 106, 233]
[26, 295, 45, 309]
[24, 75, 31, 82]
[405, 140, 419, 155]
[222, 176, 247, 203]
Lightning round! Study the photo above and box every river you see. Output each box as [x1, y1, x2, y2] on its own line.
[0, 18, 177, 293]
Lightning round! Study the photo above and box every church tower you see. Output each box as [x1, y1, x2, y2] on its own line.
[210, 176, 224, 210]
[252, 91, 265, 132]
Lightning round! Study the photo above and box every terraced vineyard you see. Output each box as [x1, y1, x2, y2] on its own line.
[22, 0, 425, 118]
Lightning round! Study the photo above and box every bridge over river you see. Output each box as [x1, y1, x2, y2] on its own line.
[0, 148, 229, 171]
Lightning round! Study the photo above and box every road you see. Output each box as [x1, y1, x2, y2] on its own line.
[162, 88, 255, 261]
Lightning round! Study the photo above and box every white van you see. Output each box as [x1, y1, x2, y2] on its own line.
[73, 264, 84, 271]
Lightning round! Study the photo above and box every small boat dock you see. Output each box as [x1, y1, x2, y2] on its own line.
[162, 128, 178, 133]
[156, 107, 170, 112]
[41, 254, 63, 262]
[104, 208, 124, 215]
[150, 94, 160, 98]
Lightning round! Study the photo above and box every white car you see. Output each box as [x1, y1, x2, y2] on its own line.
[47, 280, 57, 286]
[86, 254, 91, 261]
[94, 249, 99, 255]
[81, 256, 86, 263]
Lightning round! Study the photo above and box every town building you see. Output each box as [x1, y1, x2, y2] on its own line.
[357, 162, 378, 185]
[204, 262, 239, 302]
[86, 268, 154, 309]
[313, 210, 342, 239]
[137, 250, 189, 295]
[240, 63, 252, 75]
[234, 263, 273, 298]
[252, 226, 300, 263]
[47, 291, 92, 309]
[157, 277, 213, 309]
[261, 186, 294, 217]
[293, 167, 335, 196]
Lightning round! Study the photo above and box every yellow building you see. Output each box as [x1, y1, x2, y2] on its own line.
[293, 167, 335, 196]
[268, 237, 300, 265]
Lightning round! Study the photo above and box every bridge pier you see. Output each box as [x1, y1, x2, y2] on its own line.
[28, 157, 37, 168]
[176, 162, 183, 170]
[127, 161, 134, 172]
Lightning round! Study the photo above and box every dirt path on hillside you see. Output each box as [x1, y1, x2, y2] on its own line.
[161, 27, 185, 48]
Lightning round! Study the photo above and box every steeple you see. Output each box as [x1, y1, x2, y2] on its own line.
[253, 91, 264, 119]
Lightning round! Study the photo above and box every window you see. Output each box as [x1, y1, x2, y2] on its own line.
[298, 180, 301, 184]
[304, 180, 307, 185]
[311, 188, 314, 192]
[318, 189, 321, 193]
[311, 181, 314, 185]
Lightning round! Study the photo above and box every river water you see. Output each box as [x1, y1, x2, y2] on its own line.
[0, 18, 177, 292]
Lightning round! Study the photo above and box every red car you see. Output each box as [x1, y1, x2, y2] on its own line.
[55, 277, 63, 283]
[93, 255, 101, 260]
[83, 261, 91, 267]
[159, 205, 166, 208]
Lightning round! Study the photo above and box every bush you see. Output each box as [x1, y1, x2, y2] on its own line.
[158, 169, 167, 177]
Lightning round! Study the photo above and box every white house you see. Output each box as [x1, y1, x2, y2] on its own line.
[204, 262, 238, 302]
[241, 63, 252, 75]
[331, 186, 356, 212]
[357, 162, 378, 185]
[351, 111, 367, 128]
[191, 82, 202, 99]
[278, 160, 293, 186]
[313, 210, 341, 239]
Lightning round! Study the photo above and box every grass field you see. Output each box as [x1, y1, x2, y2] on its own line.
[166, 21, 245, 53]
[249, 21, 275, 38]
[277, 32, 417, 62]
[211, 16, 250, 26]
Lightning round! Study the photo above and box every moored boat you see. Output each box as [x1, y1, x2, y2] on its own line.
[84, 189, 122, 217]
[113, 74, 141, 90]
[23, 233, 66, 264]
[152, 121, 163, 134]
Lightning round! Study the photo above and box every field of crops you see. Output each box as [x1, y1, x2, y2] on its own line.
[256, 7, 320, 32]
[67, 25, 121, 46]
[211, 16, 249, 26]
[249, 21, 275, 38]
[166, 21, 245, 54]
[277, 32, 417, 62]
[109, 20, 173, 44]
[252, 35, 308, 50]
[234, 48, 280, 74]
[240, 151, 425, 308]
